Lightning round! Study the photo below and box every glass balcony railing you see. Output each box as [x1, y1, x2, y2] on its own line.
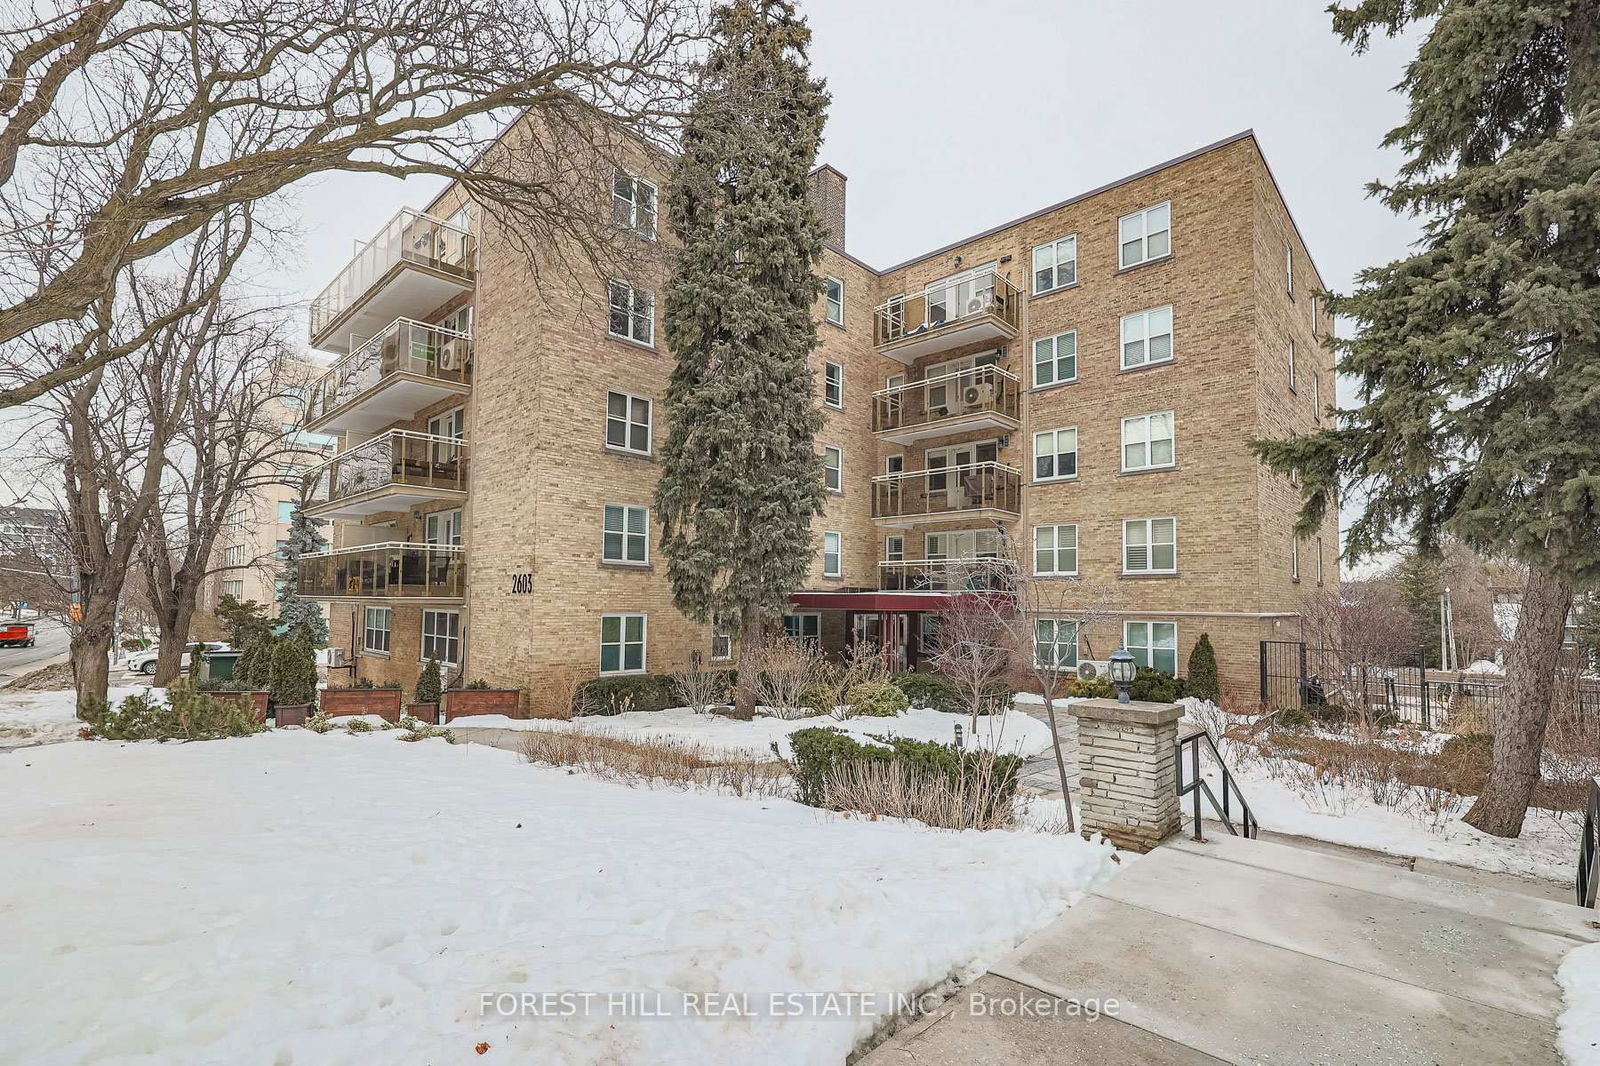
[872, 270, 1021, 349]
[307, 430, 467, 507]
[298, 543, 465, 599]
[310, 209, 475, 339]
[879, 559, 1012, 592]
[872, 462, 1022, 522]
[306, 318, 471, 424]
[873, 364, 1021, 436]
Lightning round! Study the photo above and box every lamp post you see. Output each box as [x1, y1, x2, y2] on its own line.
[1108, 647, 1136, 704]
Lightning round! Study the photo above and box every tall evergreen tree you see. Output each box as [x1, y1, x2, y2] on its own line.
[275, 492, 329, 645]
[1256, 0, 1600, 835]
[655, 0, 830, 716]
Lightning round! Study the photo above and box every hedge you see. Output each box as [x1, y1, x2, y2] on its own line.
[576, 671, 736, 715]
[788, 727, 1022, 818]
[892, 672, 960, 713]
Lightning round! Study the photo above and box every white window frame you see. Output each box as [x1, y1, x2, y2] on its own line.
[424, 508, 462, 547]
[884, 534, 904, 563]
[363, 606, 392, 655]
[1032, 330, 1078, 388]
[222, 579, 245, 600]
[822, 530, 842, 577]
[823, 361, 844, 409]
[1290, 538, 1301, 583]
[1120, 306, 1174, 370]
[1032, 427, 1079, 483]
[1285, 241, 1294, 297]
[607, 279, 654, 346]
[599, 613, 647, 675]
[1317, 537, 1325, 586]
[884, 453, 904, 476]
[823, 445, 843, 493]
[224, 544, 246, 567]
[1121, 412, 1176, 472]
[605, 391, 652, 455]
[612, 169, 657, 239]
[421, 609, 461, 667]
[1033, 618, 1079, 671]
[1122, 517, 1178, 575]
[1311, 372, 1321, 421]
[1125, 620, 1178, 675]
[1119, 201, 1171, 269]
[1033, 524, 1079, 577]
[1031, 235, 1077, 295]
[783, 613, 821, 643]
[824, 276, 844, 325]
[601, 503, 650, 565]
[1287, 338, 1297, 393]
[709, 630, 734, 662]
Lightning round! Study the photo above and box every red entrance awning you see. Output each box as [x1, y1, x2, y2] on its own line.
[787, 589, 989, 613]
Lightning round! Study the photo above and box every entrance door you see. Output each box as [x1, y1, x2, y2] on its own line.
[927, 441, 998, 508]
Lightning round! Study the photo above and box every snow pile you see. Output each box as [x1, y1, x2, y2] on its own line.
[0, 730, 1117, 1065]
[1463, 659, 1504, 675]
[0, 686, 154, 751]
[1560, 941, 1600, 1065]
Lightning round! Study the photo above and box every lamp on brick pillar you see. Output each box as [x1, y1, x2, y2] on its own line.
[1108, 646, 1136, 703]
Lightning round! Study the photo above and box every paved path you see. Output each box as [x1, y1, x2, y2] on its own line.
[860, 831, 1598, 1065]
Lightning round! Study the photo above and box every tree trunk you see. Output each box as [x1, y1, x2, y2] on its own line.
[1042, 695, 1077, 833]
[151, 598, 197, 687]
[1463, 565, 1572, 837]
[735, 610, 766, 720]
[70, 600, 114, 715]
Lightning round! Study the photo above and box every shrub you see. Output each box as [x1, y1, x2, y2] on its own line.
[893, 672, 960, 713]
[1061, 677, 1115, 700]
[465, 678, 491, 690]
[753, 637, 825, 718]
[235, 635, 276, 689]
[1272, 704, 1314, 729]
[346, 717, 373, 733]
[415, 657, 443, 705]
[576, 674, 679, 715]
[1130, 667, 1188, 704]
[1186, 633, 1219, 703]
[398, 716, 456, 743]
[787, 727, 1022, 822]
[88, 680, 265, 742]
[305, 712, 334, 734]
[271, 630, 319, 707]
[846, 680, 909, 717]
[672, 655, 731, 714]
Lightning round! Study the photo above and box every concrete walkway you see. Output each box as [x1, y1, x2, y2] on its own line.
[860, 832, 1598, 1065]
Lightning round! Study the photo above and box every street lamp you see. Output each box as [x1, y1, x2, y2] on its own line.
[1108, 647, 1136, 704]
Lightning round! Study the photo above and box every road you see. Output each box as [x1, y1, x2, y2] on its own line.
[0, 616, 70, 685]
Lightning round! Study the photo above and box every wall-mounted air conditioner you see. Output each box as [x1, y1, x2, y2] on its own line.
[1077, 660, 1112, 682]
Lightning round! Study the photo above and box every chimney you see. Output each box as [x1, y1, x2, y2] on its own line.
[808, 164, 847, 253]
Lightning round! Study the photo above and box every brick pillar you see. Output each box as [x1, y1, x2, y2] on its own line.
[1073, 698, 1181, 853]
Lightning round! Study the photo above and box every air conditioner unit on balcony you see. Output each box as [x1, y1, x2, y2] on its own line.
[438, 338, 461, 371]
[961, 383, 995, 408]
[1077, 659, 1112, 682]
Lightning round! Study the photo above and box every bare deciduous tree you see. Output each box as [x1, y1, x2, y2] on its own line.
[927, 591, 1010, 732]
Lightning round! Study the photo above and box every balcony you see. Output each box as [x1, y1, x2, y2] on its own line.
[304, 318, 472, 433]
[872, 270, 1021, 363]
[872, 462, 1022, 527]
[304, 430, 468, 521]
[873, 364, 1021, 445]
[309, 208, 475, 354]
[298, 542, 465, 601]
[879, 559, 1012, 592]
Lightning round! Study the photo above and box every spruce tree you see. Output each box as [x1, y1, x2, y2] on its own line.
[275, 492, 329, 646]
[1255, 1, 1600, 835]
[654, 0, 830, 716]
[1186, 633, 1219, 704]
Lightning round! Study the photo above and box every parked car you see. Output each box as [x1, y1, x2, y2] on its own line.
[125, 641, 231, 676]
[0, 622, 35, 647]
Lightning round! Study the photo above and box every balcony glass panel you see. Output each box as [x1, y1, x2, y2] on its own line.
[873, 364, 1020, 435]
[873, 270, 1021, 348]
[298, 543, 466, 599]
[310, 209, 475, 337]
[306, 318, 471, 423]
[871, 462, 1022, 521]
[308, 430, 468, 506]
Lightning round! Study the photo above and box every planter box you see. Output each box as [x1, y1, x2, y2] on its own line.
[442, 688, 522, 721]
[274, 703, 312, 728]
[210, 690, 269, 722]
[320, 688, 403, 721]
[406, 702, 439, 725]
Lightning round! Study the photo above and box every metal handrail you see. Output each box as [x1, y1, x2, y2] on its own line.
[1175, 728, 1259, 841]
[301, 541, 465, 559]
[1579, 777, 1599, 908]
[871, 364, 1021, 397]
[870, 460, 1023, 483]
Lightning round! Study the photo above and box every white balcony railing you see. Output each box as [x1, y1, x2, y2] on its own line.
[310, 208, 475, 338]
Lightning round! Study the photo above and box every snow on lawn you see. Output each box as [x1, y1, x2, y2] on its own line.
[0, 729, 1117, 1065]
[0, 686, 152, 750]
[1560, 941, 1600, 1066]
[449, 705, 1054, 761]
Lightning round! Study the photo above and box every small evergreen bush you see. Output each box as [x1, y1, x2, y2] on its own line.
[346, 717, 373, 733]
[305, 712, 334, 734]
[576, 674, 680, 714]
[892, 672, 960, 713]
[88, 680, 265, 742]
[398, 716, 456, 743]
[1129, 667, 1188, 703]
[846, 680, 909, 717]
[415, 657, 443, 705]
[1186, 633, 1220, 703]
[271, 629, 319, 707]
[787, 727, 1022, 817]
[1061, 677, 1115, 700]
[235, 635, 277, 689]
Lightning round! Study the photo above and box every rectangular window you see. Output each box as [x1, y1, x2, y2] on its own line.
[1033, 524, 1079, 576]
[605, 391, 652, 454]
[224, 544, 246, 567]
[1123, 517, 1177, 574]
[884, 535, 904, 563]
[1120, 306, 1174, 369]
[1286, 242, 1294, 297]
[823, 445, 842, 493]
[607, 279, 654, 345]
[277, 501, 295, 523]
[1032, 330, 1077, 387]
[1032, 235, 1077, 294]
[1125, 621, 1178, 675]
[228, 509, 246, 528]
[1317, 537, 1325, 586]
[1119, 201, 1171, 269]
[602, 504, 649, 564]
[783, 613, 821, 642]
[1290, 538, 1301, 582]
[1121, 412, 1175, 471]
[710, 630, 733, 662]
[1034, 619, 1078, 671]
[363, 606, 392, 655]
[1311, 295, 1320, 337]
[1287, 339, 1297, 392]
[1312, 372, 1322, 421]
[884, 454, 904, 476]
[611, 169, 657, 238]
[1033, 427, 1078, 482]
[421, 609, 460, 666]
[825, 277, 844, 325]
[823, 361, 843, 408]
[822, 531, 842, 577]
[599, 614, 646, 674]
[222, 579, 244, 600]
[424, 508, 461, 546]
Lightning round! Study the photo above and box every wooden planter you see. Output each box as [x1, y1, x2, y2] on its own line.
[319, 687, 403, 722]
[274, 703, 312, 728]
[406, 702, 439, 725]
[210, 690, 270, 722]
[442, 688, 522, 722]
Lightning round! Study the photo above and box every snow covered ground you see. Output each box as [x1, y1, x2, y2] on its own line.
[1561, 942, 1600, 1066]
[0, 728, 1116, 1065]
[0, 686, 153, 750]
[450, 705, 1054, 761]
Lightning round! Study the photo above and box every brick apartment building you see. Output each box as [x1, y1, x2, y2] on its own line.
[296, 128, 1338, 708]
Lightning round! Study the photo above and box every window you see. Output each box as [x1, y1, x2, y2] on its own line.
[224, 544, 245, 567]
[222, 579, 244, 600]
[822, 531, 842, 577]
[599, 614, 646, 674]
[1311, 295, 1320, 337]
[605, 391, 652, 454]
[277, 501, 295, 523]
[1033, 427, 1078, 482]
[427, 407, 465, 463]
[611, 170, 657, 238]
[823, 361, 843, 409]
[1032, 235, 1077, 294]
[1119, 202, 1171, 269]
[710, 630, 733, 662]
[825, 277, 844, 325]
[1125, 621, 1177, 675]
[1312, 373, 1322, 421]
[884, 535, 904, 563]
[783, 613, 821, 642]
[1032, 331, 1077, 387]
[607, 279, 654, 345]
[1121, 412, 1175, 472]
[1120, 306, 1173, 369]
[1123, 517, 1177, 574]
[1034, 619, 1078, 671]
[1287, 339, 1297, 392]
[884, 454, 904, 475]
[228, 509, 246, 528]
[363, 606, 392, 655]
[424, 508, 462, 546]
[421, 609, 460, 666]
[1317, 537, 1325, 586]
[602, 504, 649, 564]
[1285, 242, 1294, 297]
[1290, 537, 1302, 582]
[1033, 524, 1079, 576]
[823, 446, 842, 493]
[282, 385, 304, 410]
